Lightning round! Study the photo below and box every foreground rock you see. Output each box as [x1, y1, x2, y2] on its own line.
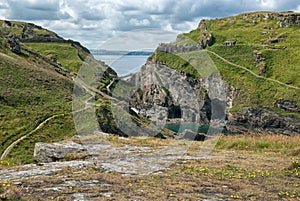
[32, 135, 222, 175]
[176, 129, 206, 141]
[34, 142, 87, 163]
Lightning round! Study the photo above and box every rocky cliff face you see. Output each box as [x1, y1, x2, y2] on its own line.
[130, 56, 299, 134]
[198, 19, 213, 48]
[228, 108, 300, 134]
[129, 58, 233, 134]
[128, 12, 300, 135]
[130, 60, 206, 124]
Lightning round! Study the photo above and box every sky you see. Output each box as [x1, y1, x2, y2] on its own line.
[0, 0, 300, 50]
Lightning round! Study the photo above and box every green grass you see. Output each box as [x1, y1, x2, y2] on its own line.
[7, 114, 77, 164]
[0, 53, 74, 163]
[182, 29, 201, 43]
[216, 134, 300, 153]
[208, 45, 258, 73]
[0, 19, 118, 165]
[157, 12, 300, 114]
[24, 42, 84, 72]
[155, 51, 201, 80]
[0, 19, 58, 38]
[207, 51, 299, 111]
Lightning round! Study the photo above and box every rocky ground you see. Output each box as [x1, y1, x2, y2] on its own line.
[0, 134, 300, 201]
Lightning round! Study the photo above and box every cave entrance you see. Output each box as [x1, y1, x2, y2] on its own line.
[168, 105, 182, 119]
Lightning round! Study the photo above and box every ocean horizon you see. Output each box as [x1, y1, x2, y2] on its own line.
[93, 54, 150, 76]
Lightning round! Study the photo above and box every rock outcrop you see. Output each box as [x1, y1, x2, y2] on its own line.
[155, 19, 213, 54]
[2, 20, 12, 28]
[128, 58, 230, 136]
[198, 20, 213, 48]
[276, 100, 299, 112]
[241, 12, 300, 28]
[6, 35, 21, 54]
[129, 60, 209, 125]
[228, 107, 300, 134]
[156, 43, 203, 53]
[176, 129, 206, 141]
[34, 142, 87, 163]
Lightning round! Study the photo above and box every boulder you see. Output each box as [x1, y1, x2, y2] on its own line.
[177, 129, 206, 141]
[276, 100, 299, 112]
[34, 141, 87, 163]
[7, 35, 21, 54]
[2, 20, 12, 28]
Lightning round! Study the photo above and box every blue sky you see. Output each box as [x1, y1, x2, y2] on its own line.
[0, 0, 299, 50]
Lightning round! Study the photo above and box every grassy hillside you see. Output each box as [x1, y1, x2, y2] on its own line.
[0, 52, 75, 164]
[155, 12, 300, 116]
[1, 12, 299, 164]
[24, 42, 87, 72]
[0, 19, 113, 164]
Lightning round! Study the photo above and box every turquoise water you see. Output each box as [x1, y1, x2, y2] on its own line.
[164, 123, 209, 133]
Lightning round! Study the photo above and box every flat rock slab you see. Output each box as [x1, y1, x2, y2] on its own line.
[0, 136, 228, 200]
[1, 135, 227, 180]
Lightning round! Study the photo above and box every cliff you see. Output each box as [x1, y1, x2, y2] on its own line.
[130, 11, 300, 134]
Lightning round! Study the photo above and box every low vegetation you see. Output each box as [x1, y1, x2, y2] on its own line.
[0, 134, 299, 200]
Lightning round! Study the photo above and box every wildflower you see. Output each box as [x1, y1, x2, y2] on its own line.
[230, 195, 240, 199]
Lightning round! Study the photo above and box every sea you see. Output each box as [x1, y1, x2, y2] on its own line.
[93, 54, 150, 76]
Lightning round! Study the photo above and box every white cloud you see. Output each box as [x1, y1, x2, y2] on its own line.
[0, 0, 299, 49]
[98, 29, 179, 51]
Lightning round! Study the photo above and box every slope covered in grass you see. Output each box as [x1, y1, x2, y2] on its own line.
[155, 12, 300, 115]
[0, 19, 114, 164]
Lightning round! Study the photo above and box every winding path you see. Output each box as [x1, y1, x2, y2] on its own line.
[2, 50, 298, 161]
[0, 48, 119, 160]
[0, 114, 66, 160]
[205, 50, 300, 90]
[1, 76, 114, 160]
[106, 73, 134, 94]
